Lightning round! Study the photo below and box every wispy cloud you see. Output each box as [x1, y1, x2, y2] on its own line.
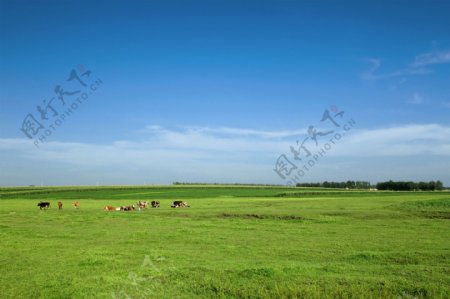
[406, 92, 424, 105]
[6, 123, 450, 154]
[334, 124, 450, 157]
[361, 48, 450, 82]
[2, 123, 450, 161]
[361, 58, 381, 81]
[412, 50, 450, 67]
[361, 58, 430, 82]
[1, 124, 450, 185]
[153, 126, 305, 139]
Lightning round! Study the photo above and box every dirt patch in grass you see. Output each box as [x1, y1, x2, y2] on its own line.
[417, 211, 450, 219]
[219, 213, 307, 221]
[348, 252, 421, 265]
[392, 198, 450, 219]
[401, 198, 450, 209]
[173, 213, 191, 218]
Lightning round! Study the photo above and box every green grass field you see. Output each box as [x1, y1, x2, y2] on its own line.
[0, 186, 449, 298]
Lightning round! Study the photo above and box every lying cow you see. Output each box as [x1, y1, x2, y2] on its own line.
[103, 205, 115, 211]
[37, 201, 50, 210]
[151, 200, 160, 208]
[171, 201, 190, 208]
[120, 205, 135, 211]
[72, 201, 80, 209]
[58, 201, 63, 210]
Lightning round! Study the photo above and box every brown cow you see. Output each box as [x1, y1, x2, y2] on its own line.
[103, 205, 115, 211]
[137, 201, 149, 209]
[72, 201, 80, 209]
[57, 201, 63, 210]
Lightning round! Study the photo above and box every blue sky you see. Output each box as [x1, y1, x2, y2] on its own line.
[1, 0, 450, 186]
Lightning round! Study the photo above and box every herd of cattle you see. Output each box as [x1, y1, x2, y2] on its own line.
[37, 200, 190, 211]
[37, 201, 79, 210]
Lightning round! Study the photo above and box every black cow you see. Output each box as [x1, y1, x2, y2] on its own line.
[151, 200, 160, 208]
[120, 205, 135, 211]
[171, 201, 190, 208]
[37, 201, 50, 210]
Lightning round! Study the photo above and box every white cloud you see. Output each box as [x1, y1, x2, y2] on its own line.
[143, 125, 305, 139]
[406, 92, 424, 105]
[332, 124, 450, 157]
[3, 124, 450, 162]
[412, 50, 450, 67]
[1, 124, 450, 185]
[361, 58, 381, 81]
[361, 58, 430, 82]
[187, 126, 305, 139]
[361, 48, 450, 82]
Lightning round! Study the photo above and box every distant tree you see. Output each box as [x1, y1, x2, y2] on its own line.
[428, 181, 436, 191]
[355, 181, 365, 189]
[296, 181, 371, 189]
[376, 180, 444, 191]
[346, 180, 355, 189]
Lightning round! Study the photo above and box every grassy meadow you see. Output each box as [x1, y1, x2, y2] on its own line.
[0, 186, 449, 298]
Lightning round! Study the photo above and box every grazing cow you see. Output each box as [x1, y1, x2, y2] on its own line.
[103, 205, 115, 211]
[57, 201, 63, 210]
[72, 201, 80, 209]
[37, 201, 50, 210]
[171, 201, 182, 208]
[171, 201, 190, 208]
[151, 200, 160, 208]
[137, 201, 149, 209]
[120, 205, 135, 211]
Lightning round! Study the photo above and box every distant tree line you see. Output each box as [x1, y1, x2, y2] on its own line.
[296, 180, 444, 191]
[376, 180, 443, 191]
[296, 181, 371, 189]
[172, 182, 284, 186]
